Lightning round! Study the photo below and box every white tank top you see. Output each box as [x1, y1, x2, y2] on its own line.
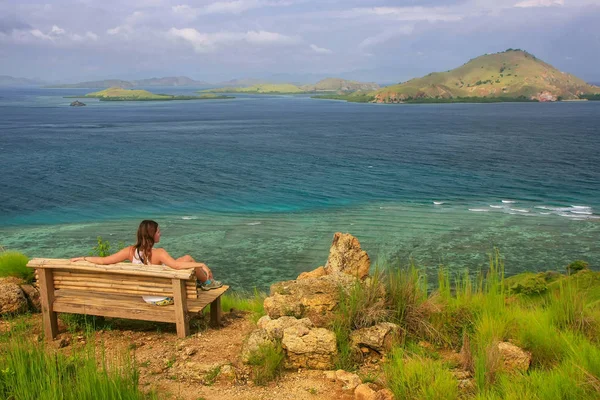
[133, 248, 169, 304]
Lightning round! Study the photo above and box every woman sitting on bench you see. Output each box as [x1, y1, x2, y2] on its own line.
[71, 219, 222, 305]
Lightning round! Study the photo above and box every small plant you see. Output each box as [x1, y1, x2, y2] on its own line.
[246, 342, 285, 386]
[91, 236, 111, 257]
[510, 274, 548, 295]
[567, 260, 589, 275]
[203, 366, 221, 386]
[0, 251, 32, 282]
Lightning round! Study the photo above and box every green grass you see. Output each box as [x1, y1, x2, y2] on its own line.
[383, 348, 459, 400]
[0, 321, 152, 400]
[245, 342, 285, 386]
[0, 251, 32, 282]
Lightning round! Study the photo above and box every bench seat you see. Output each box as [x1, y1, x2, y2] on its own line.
[27, 258, 229, 340]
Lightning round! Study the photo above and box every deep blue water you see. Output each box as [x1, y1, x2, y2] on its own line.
[1, 87, 599, 289]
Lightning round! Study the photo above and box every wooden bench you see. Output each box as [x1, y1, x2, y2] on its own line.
[27, 258, 229, 340]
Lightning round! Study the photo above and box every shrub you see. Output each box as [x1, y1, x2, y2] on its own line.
[0, 251, 32, 282]
[246, 342, 285, 386]
[567, 260, 589, 275]
[510, 274, 548, 295]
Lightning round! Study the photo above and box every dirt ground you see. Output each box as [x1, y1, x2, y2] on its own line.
[3, 312, 358, 400]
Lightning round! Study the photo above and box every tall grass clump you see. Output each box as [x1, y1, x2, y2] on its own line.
[220, 289, 266, 323]
[331, 270, 390, 369]
[0, 335, 151, 400]
[0, 251, 32, 282]
[245, 341, 285, 386]
[383, 347, 458, 400]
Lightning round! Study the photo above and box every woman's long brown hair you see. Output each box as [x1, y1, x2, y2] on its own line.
[134, 220, 158, 265]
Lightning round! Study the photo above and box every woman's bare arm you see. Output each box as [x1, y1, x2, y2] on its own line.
[70, 246, 132, 265]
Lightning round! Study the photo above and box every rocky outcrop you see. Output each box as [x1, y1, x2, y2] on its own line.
[265, 273, 357, 326]
[70, 100, 86, 106]
[246, 232, 371, 370]
[496, 341, 531, 373]
[350, 322, 401, 353]
[0, 279, 29, 314]
[324, 232, 370, 279]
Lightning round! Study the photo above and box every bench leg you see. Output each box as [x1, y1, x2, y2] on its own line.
[210, 297, 222, 328]
[172, 279, 190, 338]
[38, 269, 58, 340]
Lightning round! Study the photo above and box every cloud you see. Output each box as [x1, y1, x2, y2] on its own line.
[358, 26, 414, 49]
[172, 0, 293, 17]
[310, 44, 332, 54]
[343, 6, 463, 22]
[168, 28, 301, 52]
[107, 11, 144, 37]
[514, 0, 564, 7]
[0, 24, 98, 44]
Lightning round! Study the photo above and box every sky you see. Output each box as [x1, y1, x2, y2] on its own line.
[1, 0, 600, 84]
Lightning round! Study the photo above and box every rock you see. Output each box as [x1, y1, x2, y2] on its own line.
[240, 329, 275, 363]
[257, 315, 314, 340]
[0, 282, 28, 314]
[181, 347, 197, 358]
[282, 327, 337, 370]
[266, 273, 357, 327]
[374, 388, 394, 400]
[70, 100, 86, 106]
[354, 383, 377, 400]
[55, 336, 70, 349]
[219, 364, 236, 382]
[335, 369, 362, 390]
[20, 284, 41, 312]
[324, 370, 337, 381]
[297, 266, 326, 280]
[350, 322, 401, 353]
[496, 342, 531, 373]
[324, 233, 371, 279]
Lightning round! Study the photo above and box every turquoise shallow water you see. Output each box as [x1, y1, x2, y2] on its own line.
[1, 88, 599, 290]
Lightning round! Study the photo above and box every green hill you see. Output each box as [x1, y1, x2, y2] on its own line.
[373, 49, 600, 103]
[203, 83, 305, 94]
[79, 87, 232, 101]
[203, 78, 379, 94]
[301, 78, 380, 92]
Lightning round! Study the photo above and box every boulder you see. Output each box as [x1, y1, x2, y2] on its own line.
[266, 273, 357, 327]
[0, 282, 28, 314]
[354, 383, 378, 400]
[350, 322, 401, 353]
[324, 232, 370, 279]
[282, 326, 337, 370]
[496, 342, 531, 373]
[20, 284, 41, 312]
[257, 315, 314, 340]
[70, 100, 86, 106]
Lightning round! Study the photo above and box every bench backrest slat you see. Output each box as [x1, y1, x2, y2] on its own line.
[28, 259, 198, 299]
[27, 258, 194, 280]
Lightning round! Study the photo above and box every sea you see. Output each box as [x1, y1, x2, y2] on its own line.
[1, 87, 599, 291]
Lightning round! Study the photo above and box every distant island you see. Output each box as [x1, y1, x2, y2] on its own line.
[313, 49, 600, 103]
[48, 76, 210, 89]
[202, 78, 380, 94]
[68, 87, 233, 101]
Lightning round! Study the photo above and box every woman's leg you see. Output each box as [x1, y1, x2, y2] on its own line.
[175, 255, 213, 283]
